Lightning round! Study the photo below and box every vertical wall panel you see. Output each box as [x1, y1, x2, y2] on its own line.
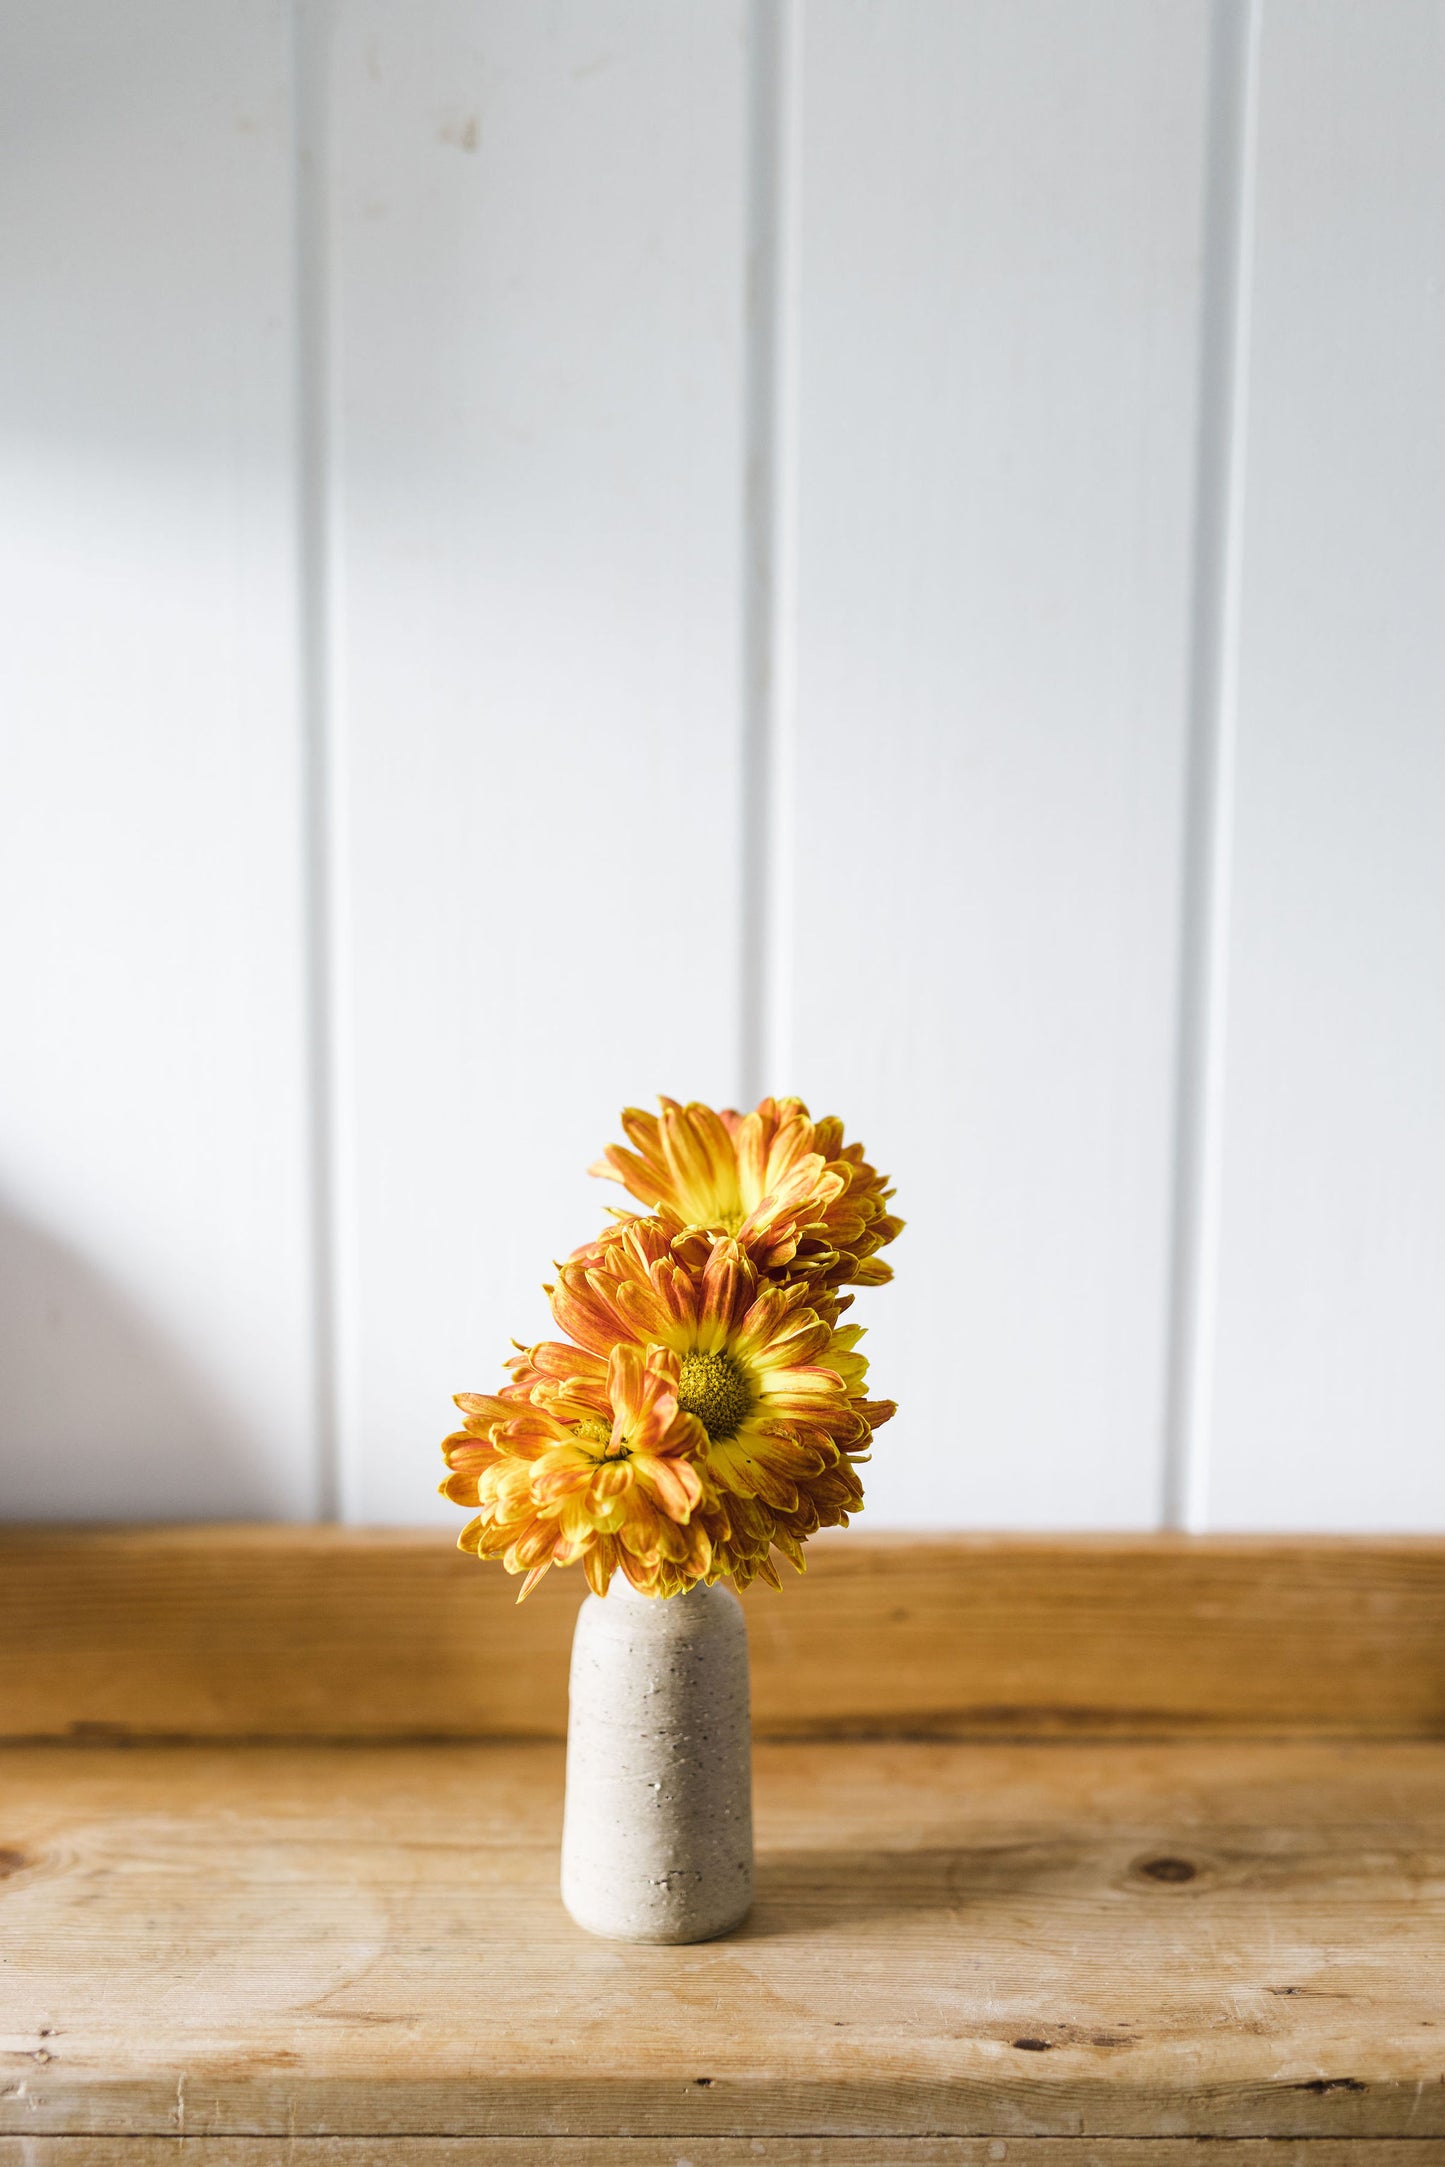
[6, 3, 1439, 1536]
[1206, 3, 1445, 1528]
[780, 0, 1210, 1527]
[0, 3, 317, 1516]
[326, 1, 751, 1521]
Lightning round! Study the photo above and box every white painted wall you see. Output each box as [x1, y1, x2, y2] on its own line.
[3, 0, 1442, 1533]
[0, 0, 317, 1518]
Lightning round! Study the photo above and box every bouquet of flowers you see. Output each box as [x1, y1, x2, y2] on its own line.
[440, 1097, 901, 1600]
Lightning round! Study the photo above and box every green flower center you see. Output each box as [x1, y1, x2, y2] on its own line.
[677, 1350, 752, 1442]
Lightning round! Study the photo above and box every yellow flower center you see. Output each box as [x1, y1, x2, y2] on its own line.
[575, 1417, 627, 1460]
[677, 1351, 751, 1442]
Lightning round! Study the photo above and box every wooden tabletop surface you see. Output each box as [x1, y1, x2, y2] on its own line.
[3, 1733, 1443, 2160]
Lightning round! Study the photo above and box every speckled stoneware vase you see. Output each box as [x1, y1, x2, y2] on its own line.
[560, 1575, 753, 1943]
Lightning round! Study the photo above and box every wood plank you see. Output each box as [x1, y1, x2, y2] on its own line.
[2, 1738, 1443, 2137]
[5, 2145, 1443, 2165]
[322, 0, 752, 1524]
[1206, 3, 1445, 1527]
[777, 2, 1209, 1528]
[4, 1530, 1445, 1742]
[0, 3, 316, 1516]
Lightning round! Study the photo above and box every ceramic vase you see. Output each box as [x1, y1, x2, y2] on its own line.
[560, 1575, 753, 1943]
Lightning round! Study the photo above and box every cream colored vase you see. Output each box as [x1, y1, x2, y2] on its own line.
[560, 1575, 753, 1943]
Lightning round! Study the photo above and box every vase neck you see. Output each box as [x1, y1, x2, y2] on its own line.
[607, 1573, 714, 1609]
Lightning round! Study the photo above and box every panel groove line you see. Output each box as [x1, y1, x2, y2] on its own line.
[741, 0, 803, 1104]
[292, 0, 344, 1522]
[1161, 0, 1262, 1533]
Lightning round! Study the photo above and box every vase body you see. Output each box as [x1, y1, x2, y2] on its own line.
[560, 1575, 753, 1943]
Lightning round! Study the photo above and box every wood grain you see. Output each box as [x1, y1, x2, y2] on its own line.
[4, 1530, 1445, 1742]
[5, 2146, 1444, 2166]
[2, 1737, 1443, 2140]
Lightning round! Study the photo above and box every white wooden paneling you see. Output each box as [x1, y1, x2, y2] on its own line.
[5, 2, 1442, 1538]
[0, 2, 316, 1515]
[1205, 2, 1445, 1529]
[778, 1, 1210, 1527]
[325, 1, 751, 1521]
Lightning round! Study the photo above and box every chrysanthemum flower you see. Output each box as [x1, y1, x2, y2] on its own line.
[590, 1096, 902, 1293]
[440, 1341, 713, 1599]
[529, 1219, 895, 1589]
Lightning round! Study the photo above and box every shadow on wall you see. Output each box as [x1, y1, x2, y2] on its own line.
[0, 1195, 263, 1520]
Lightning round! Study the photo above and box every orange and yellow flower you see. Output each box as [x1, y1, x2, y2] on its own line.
[442, 1098, 900, 1597]
[528, 1219, 895, 1589]
[441, 1340, 713, 1599]
[590, 1097, 902, 1293]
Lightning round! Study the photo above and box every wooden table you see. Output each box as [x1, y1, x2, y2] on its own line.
[4, 1530, 1445, 2163]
